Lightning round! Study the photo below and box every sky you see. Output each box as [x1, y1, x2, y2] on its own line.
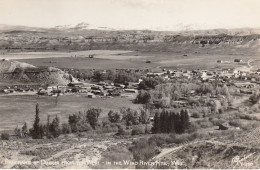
[0, 0, 259, 31]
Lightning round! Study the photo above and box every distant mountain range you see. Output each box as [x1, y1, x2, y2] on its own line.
[0, 23, 260, 55]
[1, 23, 260, 35]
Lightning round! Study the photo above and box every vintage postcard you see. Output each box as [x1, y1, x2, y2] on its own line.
[0, 0, 260, 169]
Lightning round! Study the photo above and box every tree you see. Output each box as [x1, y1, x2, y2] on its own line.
[46, 115, 51, 138]
[86, 108, 102, 129]
[135, 90, 151, 104]
[31, 103, 42, 139]
[22, 122, 28, 137]
[14, 126, 22, 138]
[92, 71, 104, 82]
[49, 115, 61, 138]
[249, 90, 260, 104]
[108, 110, 121, 123]
[62, 123, 72, 134]
[1, 133, 10, 140]
[121, 108, 140, 126]
[139, 109, 150, 124]
[152, 112, 160, 133]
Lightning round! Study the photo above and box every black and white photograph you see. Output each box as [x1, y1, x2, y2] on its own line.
[0, 0, 260, 169]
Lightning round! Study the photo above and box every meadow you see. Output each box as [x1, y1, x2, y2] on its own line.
[12, 50, 259, 70]
[0, 95, 142, 132]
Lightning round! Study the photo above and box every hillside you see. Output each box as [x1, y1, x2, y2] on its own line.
[0, 24, 260, 56]
[152, 127, 260, 169]
[0, 60, 72, 85]
[0, 59, 36, 73]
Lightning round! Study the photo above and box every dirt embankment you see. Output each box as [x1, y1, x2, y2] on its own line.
[0, 60, 72, 85]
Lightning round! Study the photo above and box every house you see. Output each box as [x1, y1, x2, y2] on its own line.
[217, 60, 223, 63]
[68, 82, 84, 87]
[37, 89, 48, 95]
[234, 59, 243, 63]
[124, 89, 137, 93]
[87, 93, 96, 98]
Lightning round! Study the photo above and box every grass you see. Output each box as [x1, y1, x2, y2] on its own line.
[0, 95, 142, 132]
[11, 50, 259, 70]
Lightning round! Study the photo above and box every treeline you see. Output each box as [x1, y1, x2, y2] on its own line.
[136, 80, 233, 114]
[5, 104, 151, 140]
[66, 69, 144, 84]
[152, 109, 190, 134]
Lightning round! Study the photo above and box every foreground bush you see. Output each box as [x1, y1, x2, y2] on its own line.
[1, 133, 10, 140]
[131, 127, 145, 136]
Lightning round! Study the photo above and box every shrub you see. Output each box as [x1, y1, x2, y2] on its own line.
[195, 119, 213, 128]
[108, 110, 121, 123]
[116, 125, 129, 136]
[62, 123, 72, 134]
[131, 127, 145, 136]
[238, 113, 257, 120]
[86, 108, 102, 129]
[229, 119, 242, 127]
[121, 108, 140, 126]
[102, 122, 118, 133]
[49, 116, 61, 138]
[135, 90, 151, 104]
[1, 133, 10, 140]
[191, 112, 200, 118]
[249, 90, 260, 104]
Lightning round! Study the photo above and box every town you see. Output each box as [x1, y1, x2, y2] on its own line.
[1, 58, 260, 99]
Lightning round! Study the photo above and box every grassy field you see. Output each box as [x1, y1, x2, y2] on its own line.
[17, 57, 156, 70]
[12, 50, 259, 70]
[0, 95, 142, 132]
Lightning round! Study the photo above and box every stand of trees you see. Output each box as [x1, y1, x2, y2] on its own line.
[152, 109, 190, 134]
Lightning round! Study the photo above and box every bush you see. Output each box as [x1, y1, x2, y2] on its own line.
[135, 90, 151, 104]
[195, 119, 213, 128]
[86, 108, 102, 129]
[116, 125, 129, 136]
[108, 110, 121, 123]
[102, 121, 118, 133]
[229, 119, 242, 127]
[131, 127, 145, 136]
[62, 123, 72, 134]
[121, 108, 140, 126]
[249, 90, 260, 104]
[238, 113, 257, 120]
[1, 133, 10, 140]
[191, 112, 200, 118]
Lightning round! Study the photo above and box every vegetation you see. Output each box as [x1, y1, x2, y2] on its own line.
[108, 110, 121, 123]
[86, 108, 102, 129]
[1, 133, 10, 140]
[30, 103, 44, 139]
[249, 90, 260, 104]
[152, 109, 190, 134]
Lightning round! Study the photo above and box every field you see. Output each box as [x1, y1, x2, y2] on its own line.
[11, 50, 259, 70]
[0, 95, 142, 132]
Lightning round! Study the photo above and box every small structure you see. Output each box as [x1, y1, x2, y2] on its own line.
[234, 59, 243, 63]
[124, 89, 137, 93]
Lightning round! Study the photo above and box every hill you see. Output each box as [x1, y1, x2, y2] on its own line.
[0, 59, 36, 73]
[0, 60, 72, 85]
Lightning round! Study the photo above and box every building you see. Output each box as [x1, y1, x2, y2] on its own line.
[234, 59, 243, 63]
